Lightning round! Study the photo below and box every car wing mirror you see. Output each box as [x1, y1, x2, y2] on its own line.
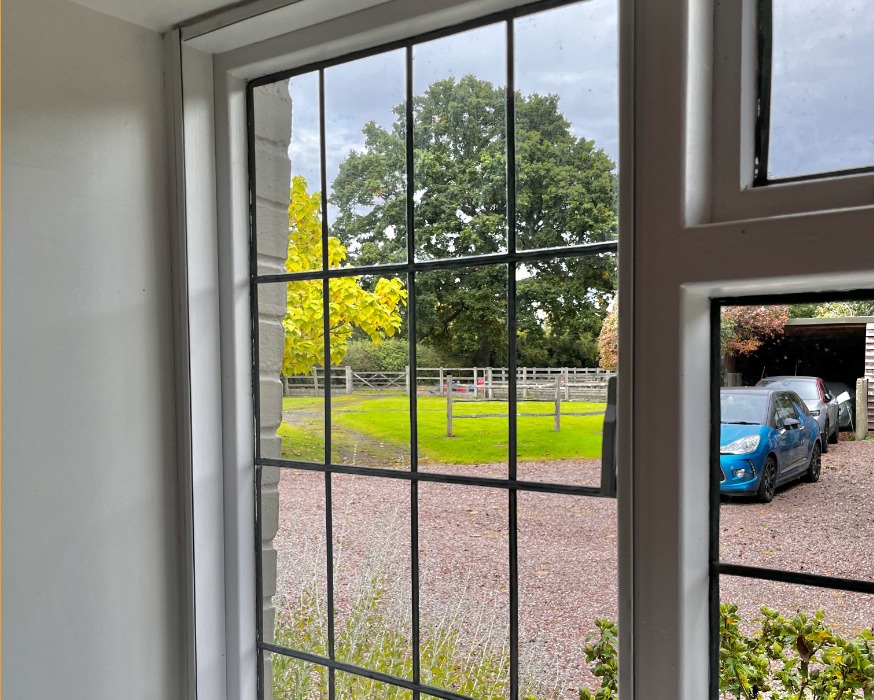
[783, 417, 800, 429]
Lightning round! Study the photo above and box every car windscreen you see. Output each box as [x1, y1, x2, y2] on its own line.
[720, 392, 769, 425]
[758, 379, 820, 401]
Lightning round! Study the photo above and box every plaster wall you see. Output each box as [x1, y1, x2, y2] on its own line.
[2, 0, 185, 696]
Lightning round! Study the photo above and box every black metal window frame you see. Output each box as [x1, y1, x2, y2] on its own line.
[247, 2, 619, 698]
[708, 290, 874, 698]
[753, 0, 874, 187]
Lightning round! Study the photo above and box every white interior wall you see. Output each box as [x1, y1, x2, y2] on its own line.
[2, 0, 186, 697]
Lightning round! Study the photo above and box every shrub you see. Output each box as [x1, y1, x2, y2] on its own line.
[580, 605, 874, 700]
[342, 339, 450, 373]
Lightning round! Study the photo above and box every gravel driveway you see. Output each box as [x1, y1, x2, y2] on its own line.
[272, 438, 873, 697]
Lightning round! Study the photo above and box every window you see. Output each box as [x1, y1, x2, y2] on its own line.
[713, 296, 874, 698]
[754, 0, 874, 184]
[249, 2, 619, 698]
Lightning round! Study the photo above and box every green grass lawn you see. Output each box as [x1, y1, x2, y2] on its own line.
[280, 394, 605, 464]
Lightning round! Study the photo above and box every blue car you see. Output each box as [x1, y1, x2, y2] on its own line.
[720, 388, 822, 503]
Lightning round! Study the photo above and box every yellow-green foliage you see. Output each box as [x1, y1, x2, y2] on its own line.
[282, 176, 407, 375]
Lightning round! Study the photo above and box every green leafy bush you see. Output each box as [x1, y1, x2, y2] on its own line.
[342, 338, 449, 373]
[580, 605, 874, 700]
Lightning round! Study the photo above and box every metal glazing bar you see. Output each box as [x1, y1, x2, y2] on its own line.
[248, 0, 591, 90]
[247, 83, 267, 700]
[716, 562, 874, 595]
[257, 457, 607, 497]
[505, 18, 519, 700]
[319, 69, 337, 700]
[254, 239, 619, 284]
[260, 641, 479, 700]
[405, 43, 422, 697]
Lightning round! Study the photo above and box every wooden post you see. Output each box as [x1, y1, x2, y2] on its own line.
[473, 366, 478, 399]
[439, 367, 444, 396]
[313, 367, 319, 396]
[446, 374, 453, 437]
[554, 376, 561, 432]
[563, 367, 570, 400]
[405, 365, 410, 396]
[855, 377, 868, 441]
[522, 366, 528, 399]
[487, 366, 494, 400]
[345, 365, 353, 394]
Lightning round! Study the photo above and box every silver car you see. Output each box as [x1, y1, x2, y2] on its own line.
[756, 376, 839, 452]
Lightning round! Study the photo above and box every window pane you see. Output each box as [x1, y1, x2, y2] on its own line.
[332, 475, 412, 677]
[718, 302, 873, 582]
[261, 281, 326, 465]
[254, 74, 323, 275]
[514, 1, 619, 250]
[328, 273, 411, 468]
[515, 257, 615, 485]
[767, 0, 874, 179]
[413, 24, 508, 259]
[268, 468, 329, 657]
[519, 492, 617, 699]
[269, 654, 329, 700]
[416, 265, 509, 477]
[418, 483, 510, 698]
[324, 51, 407, 268]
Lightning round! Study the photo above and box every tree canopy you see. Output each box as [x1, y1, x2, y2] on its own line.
[329, 75, 618, 366]
[282, 176, 407, 375]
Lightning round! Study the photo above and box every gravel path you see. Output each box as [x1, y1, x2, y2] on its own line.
[272, 438, 873, 697]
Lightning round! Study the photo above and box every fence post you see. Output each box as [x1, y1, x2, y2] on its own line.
[487, 366, 494, 400]
[439, 367, 444, 396]
[563, 367, 570, 400]
[405, 365, 410, 396]
[522, 366, 528, 399]
[554, 376, 561, 432]
[856, 377, 868, 441]
[313, 367, 319, 396]
[473, 366, 478, 399]
[446, 374, 453, 437]
[345, 366, 353, 394]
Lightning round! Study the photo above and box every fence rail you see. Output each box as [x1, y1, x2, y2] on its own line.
[283, 366, 616, 402]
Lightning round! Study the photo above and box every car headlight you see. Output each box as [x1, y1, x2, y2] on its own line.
[720, 435, 760, 454]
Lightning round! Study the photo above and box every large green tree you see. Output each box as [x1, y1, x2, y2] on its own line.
[330, 75, 617, 366]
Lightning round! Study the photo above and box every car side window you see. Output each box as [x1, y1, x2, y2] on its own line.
[790, 393, 811, 417]
[774, 393, 798, 429]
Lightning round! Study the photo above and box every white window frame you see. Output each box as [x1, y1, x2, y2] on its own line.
[167, 1, 874, 699]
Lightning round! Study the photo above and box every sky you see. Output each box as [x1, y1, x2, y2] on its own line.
[272, 0, 874, 199]
[282, 0, 619, 220]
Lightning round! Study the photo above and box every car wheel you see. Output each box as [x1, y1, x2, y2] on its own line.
[828, 419, 839, 444]
[821, 423, 829, 453]
[803, 441, 822, 483]
[757, 456, 777, 503]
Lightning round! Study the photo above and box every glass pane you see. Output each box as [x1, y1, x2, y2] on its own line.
[718, 301, 873, 582]
[768, 1, 874, 179]
[515, 258, 615, 485]
[254, 74, 324, 275]
[267, 468, 329, 657]
[269, 654, 329, 700]
[260, 281, 326, 464]
[415, 265, 509, 477]
[336, 671, 413, 700]
[719, 576, 874, 656]
[514, 1, 619, 250]
[324, 50, 407, 268]
[328, 273, 411, 468]
[332, 475, 412, 677]
[418, 483, 510, 699]
[413, 24, 508, 259]
[518, 492, 617, 699]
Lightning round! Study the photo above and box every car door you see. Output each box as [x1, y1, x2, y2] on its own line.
[773, 393, 804, 472]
